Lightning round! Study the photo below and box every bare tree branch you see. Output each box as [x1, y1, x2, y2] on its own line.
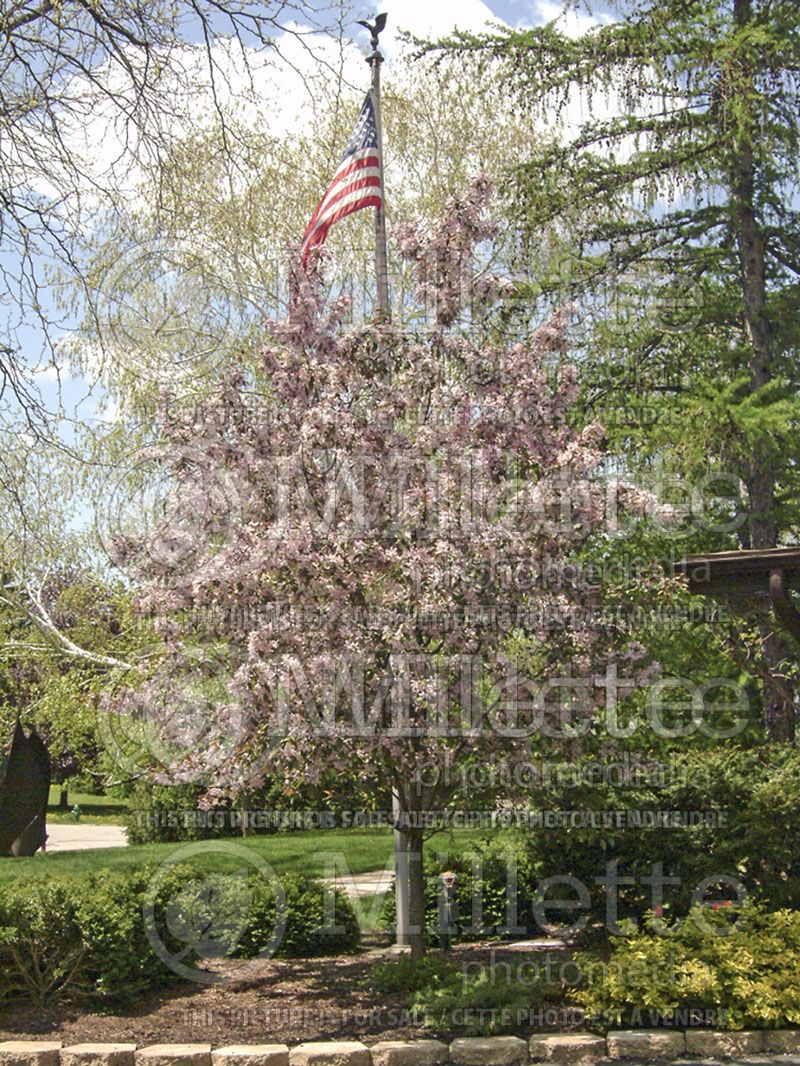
[0, 0, 353, 446]
[0, 575, 136, 669]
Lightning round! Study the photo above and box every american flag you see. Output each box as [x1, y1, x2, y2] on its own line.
[300, 92, 383, 266]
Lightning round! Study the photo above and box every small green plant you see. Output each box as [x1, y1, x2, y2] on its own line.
[368, 952, 562, 1036]
[0, 881, 86, 1005]
[411, 962, 561, 1035]
[369, 952, 458, 994]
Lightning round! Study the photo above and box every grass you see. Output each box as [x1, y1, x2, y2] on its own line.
[361, 890, 390, 932]
[47, 787, 129, 825]
[0, 825, 489, 886]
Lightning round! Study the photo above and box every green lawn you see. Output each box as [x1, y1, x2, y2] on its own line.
[0, 825, 489, 885]
[47, 787, 129, 825]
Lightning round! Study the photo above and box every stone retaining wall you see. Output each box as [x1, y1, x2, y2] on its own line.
[1, 1032, 799, 1066]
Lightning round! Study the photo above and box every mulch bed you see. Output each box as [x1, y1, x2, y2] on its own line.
[0, 942, 575, 1045]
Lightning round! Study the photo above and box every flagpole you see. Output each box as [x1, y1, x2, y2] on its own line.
[365, 16, 390, 320]
[361, 14, 406, 950]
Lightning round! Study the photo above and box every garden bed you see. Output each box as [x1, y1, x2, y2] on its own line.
[0, 943, 572, 1047]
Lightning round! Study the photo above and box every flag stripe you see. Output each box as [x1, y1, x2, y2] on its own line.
[303, 195, 383, 260]
[303, 154, 380, 236]
[302, 174, 382, 245]
[303, 162, 380, 240]
[300, 93, 383, 266]
[330, 147, 380, 183]
[305, 189, 382, 250]
[312, 158, 380, 221]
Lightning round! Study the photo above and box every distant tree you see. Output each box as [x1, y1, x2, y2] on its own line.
[0, 567, 144, 798]
[433, 0, 800, 740]
[0, 0, 352, 518]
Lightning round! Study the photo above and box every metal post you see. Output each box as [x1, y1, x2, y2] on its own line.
[364, 16, 390, 319]
[438, 871, 458, 952]
[360, 13, 405, 948]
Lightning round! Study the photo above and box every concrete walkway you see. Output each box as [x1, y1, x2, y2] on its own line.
[44, 823, 128, 852]
[324, 868, 395, 898]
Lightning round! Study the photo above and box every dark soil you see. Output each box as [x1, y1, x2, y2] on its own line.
[0, 942, 576, 1046]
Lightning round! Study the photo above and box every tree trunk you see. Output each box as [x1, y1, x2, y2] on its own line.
[405, 826, 427, 962]
[731, 0, 795, 742]
[393, 789, 411, 948]
[761, 630, 795, 742]
[393, 763, 432, 961]
[58, 785, 69, 810]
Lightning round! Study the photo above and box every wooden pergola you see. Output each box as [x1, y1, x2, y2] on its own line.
[674, 546, 800, 648]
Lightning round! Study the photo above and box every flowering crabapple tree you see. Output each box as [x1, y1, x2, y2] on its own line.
[113, 176, 660, 960]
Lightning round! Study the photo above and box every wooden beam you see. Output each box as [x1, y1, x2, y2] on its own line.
[675, 547, 800, 596]
[674, 546, 800, 650]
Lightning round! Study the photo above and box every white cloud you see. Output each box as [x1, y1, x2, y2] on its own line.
[212, 0, 505, 136]
[17, 1, 509, 214]
[374, 0, 500, 46]
[527, 0, 611, 36]
[33, 363, 63, 383]
[96, 398, 121, 424]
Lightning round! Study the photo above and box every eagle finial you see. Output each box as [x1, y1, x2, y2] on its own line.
[356, 12, 388, 53]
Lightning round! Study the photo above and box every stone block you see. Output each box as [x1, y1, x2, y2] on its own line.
[528, 1035, 606, 1062]
[763, 1031, 800, 1054]
[213, 1050, 288, 1066]
[606, 1031, 684, 1061]
[449, 1038, 528, 1066]
[62, 1047, 137, 1066]
[369, 1043, 448, 1066]
[684, 1030, 764, 1058]
[0, 1043, 62, 1066]
[289, 1044, 370, 1066]
[135, 1046, 212, 1066]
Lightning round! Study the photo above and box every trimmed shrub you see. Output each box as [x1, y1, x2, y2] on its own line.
[0, 864, 360, 1007]
[381, 831, 541, 944]
[198, 871, 361, 959]
[0, 867, 199, 1005]
[574, 902, 800, 1030]
[267, 873, 360, 957]
[124, 782, 234, 843]
[124, 773, 379, 844]
[0, 880, 87, 1005]
[79, 867, 199, 1000]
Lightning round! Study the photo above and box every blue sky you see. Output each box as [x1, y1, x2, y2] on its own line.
[10, 0, 618, 440]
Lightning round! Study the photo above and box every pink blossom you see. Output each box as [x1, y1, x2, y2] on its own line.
[110, 177, 664, 805]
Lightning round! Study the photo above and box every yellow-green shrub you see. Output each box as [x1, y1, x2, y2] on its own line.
[575, 903, 800, 1030]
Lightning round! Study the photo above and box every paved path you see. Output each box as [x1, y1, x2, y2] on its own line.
[44, 823, 128, 852]
[324, 868, 395, 898]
